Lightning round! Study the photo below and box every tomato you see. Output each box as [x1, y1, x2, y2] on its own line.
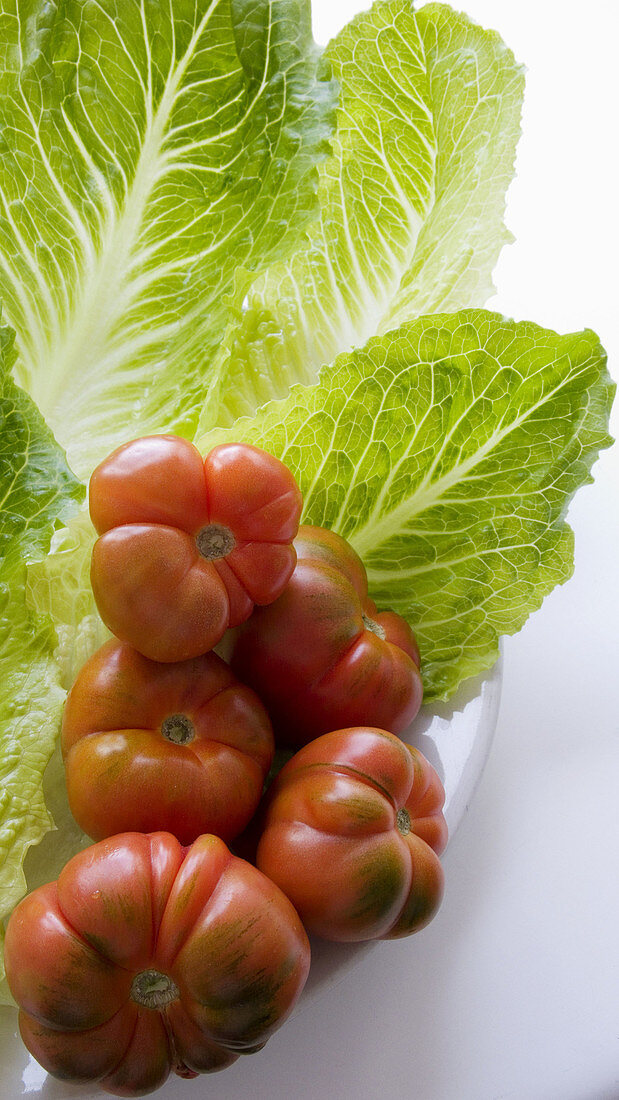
[4, 833, 310, 1096]
[61, 639, 274, 846]
[230, 525, 423, 746]
[255, 727, 447, 942]
[89, 436, 303, 662]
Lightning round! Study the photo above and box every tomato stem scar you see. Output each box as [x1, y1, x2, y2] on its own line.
[161, 714, 195, 745]
[396, 807, 411, 835]
[362, 612, 386, 640]
[130, 969, 179, 1009]
[195, 523, 236, 560]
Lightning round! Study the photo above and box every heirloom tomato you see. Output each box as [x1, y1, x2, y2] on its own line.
[256, 727, 447, 942]
[4, 832, 310, 1096]
[89, 436, 303, 662]
[61, 639, 274, 846]
[230, 525, 423, 745]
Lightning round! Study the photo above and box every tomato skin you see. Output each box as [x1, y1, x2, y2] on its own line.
[255, 727, 447, 942]
[61, 639, 274, 845]
[89, 434, 209, 534]
[230, 525, 423, 746]
[89, 436, 303, 662]
[4, 833, 310, 1096]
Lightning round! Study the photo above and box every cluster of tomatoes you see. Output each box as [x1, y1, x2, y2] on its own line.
[5, 436, 448, 1097]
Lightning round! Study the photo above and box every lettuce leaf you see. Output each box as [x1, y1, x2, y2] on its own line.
[198, 311, 614, 699]
[11, 0, 528, 685]
[213, 1, 525, 425]
[20, 0, 527, 690]
[0, 318, 83, 987]
[25, 507, 109, 690]
[0, 0, 335, 478]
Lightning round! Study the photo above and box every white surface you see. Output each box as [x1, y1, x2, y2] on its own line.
[4, 2, 619, 1097]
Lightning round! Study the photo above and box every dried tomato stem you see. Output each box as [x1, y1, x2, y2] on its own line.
[362, 612, 386, 640]
[130, 970, 179, 1009]
[161, 714, 195, 745]
[195, 523, 236, 560]
[396, 807, 411, 836]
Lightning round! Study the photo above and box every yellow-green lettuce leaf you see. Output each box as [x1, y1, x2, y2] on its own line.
[213, 1, 525, 425]
[0, 0, 336, 478]
[0, 319, 83, 993]
[198, 310, 615, 700]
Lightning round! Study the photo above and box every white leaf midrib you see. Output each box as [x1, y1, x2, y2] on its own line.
[34, 8, 217, 430]
[348, 354, 592, 565]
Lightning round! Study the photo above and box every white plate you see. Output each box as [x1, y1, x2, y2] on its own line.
[0, 656, 502, 1098]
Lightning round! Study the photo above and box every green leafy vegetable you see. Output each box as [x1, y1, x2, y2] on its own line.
[0, 318, 83, 986]
[198, 311, 614, 699]
[26, 508, 109, 689]
[0, 0, 335, 477]
[213, 1, 524, 425]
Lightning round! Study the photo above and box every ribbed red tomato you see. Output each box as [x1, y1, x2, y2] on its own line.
[4, 833, 310, 1096]
[89, 436, 303, 662]
[61, 639, 274, 845]
[256, 727, 447, 942]
[230, 525, 423, 745]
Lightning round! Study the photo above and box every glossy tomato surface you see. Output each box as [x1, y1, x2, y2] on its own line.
[4, 833, 310, 1097]
[230, 525, 423, 746]
[89, 436, 303, 662]
[256, 727, 447, 942]
[61, 640, 274, 845]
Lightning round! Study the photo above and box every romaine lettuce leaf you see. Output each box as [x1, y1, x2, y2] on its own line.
[26, 507, 109, 690]
[198, 310, 614, 699]
[0, 318, 83, 989]
[0, 0, 335, 478]
[213, 1, 525, 425]
[14, 0, 529, 691]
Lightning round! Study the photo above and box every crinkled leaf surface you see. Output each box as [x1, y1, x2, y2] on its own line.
[16, 0, 527, 696]
[0, 0, 335, 478]
[198, 311, 614, 700]
[0, 319, 83, 988]
[26, 507, 109, 690]
[214, 1, 524, 425]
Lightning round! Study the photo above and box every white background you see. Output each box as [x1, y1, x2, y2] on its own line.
[11, 2, 619, 1098]
[210, 2, 618, 1097]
